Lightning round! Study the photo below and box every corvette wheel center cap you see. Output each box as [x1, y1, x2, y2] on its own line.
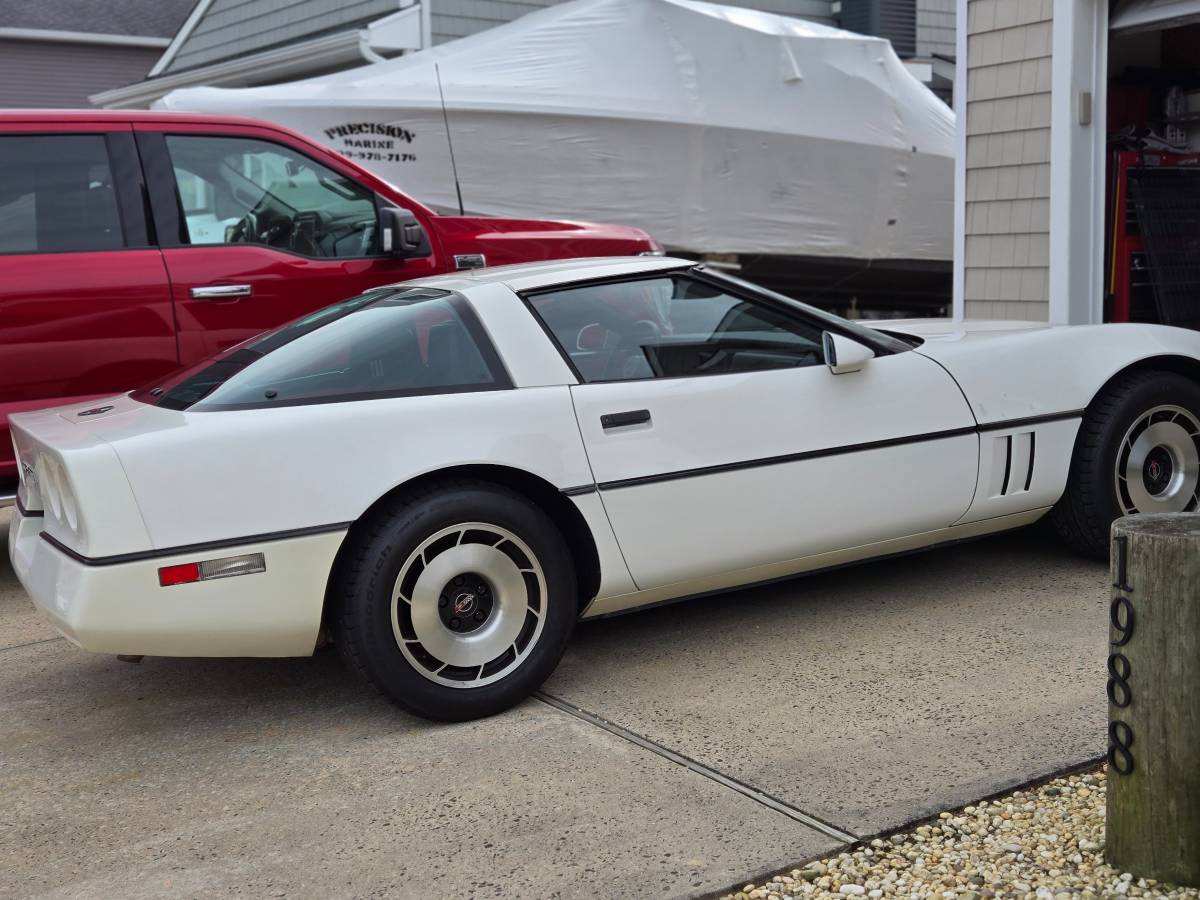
[453, 593, 477, 616]
[437, 572, 493, 634]
[1143, 445, 1174, 496]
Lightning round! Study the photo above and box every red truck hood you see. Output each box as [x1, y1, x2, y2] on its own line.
[432, 214, 658, 268]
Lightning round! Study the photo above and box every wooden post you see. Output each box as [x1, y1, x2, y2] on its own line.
[1106, 514, 1200, 887]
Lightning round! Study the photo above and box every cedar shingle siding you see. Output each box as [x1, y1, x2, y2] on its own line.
[963, 0, 1053, 321]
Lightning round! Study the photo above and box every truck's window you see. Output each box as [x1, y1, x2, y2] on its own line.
[133, 288, 511, 411]
[0, 135, 125, 254]
[163, 135, 380, 258]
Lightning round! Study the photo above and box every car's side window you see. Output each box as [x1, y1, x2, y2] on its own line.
[0, 135, 126, 254]
[527, 275, 826, 383]
[163, 135, 379, 258]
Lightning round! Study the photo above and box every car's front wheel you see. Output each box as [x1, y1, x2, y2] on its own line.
[1051, 370, 1200, 558]
[333, 481, 577, 721]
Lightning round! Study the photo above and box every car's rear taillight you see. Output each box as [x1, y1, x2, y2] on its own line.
[158, 563, 201, 587]
[35, 455, 78, 530]
[158, 553, 266, 587]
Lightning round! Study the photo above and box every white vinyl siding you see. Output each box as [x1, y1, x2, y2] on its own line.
[962, 0, 1053, 321]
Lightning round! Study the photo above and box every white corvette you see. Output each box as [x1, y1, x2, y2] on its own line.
[10, 257, 1200, 719]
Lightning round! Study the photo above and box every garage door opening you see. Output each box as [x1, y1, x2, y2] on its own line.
[1105, 2, 1200, 327]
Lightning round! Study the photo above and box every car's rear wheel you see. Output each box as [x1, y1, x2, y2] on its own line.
[333, 481, 576, 721]
[1050, 371, 1200, 558]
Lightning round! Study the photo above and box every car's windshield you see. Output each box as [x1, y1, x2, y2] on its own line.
[133, 287, 508, 411]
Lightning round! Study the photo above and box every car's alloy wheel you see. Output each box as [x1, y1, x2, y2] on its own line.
[391, 522, 547, 688]
[1051, 371, 1200, 559]
[1113, 404, 1200, 516]
[334, 481, 576, 721]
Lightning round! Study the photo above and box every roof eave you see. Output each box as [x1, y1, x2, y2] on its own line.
[90, 29, 371, 109]
[0, 27, 170, 48]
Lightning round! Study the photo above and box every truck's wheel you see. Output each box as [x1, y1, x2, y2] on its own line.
[1051, 371, 1200, 558]
[333, 481, 577, 721]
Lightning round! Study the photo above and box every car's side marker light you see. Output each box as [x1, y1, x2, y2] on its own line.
[158, 553, 266, 587]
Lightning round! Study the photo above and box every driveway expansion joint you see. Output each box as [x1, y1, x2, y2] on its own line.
[0, 636, 63, 653]
[534, 690, 859, 844]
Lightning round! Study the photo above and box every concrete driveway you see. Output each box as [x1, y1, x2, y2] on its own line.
[0, 510, 1108, 899]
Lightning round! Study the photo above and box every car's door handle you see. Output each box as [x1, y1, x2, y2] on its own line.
[190, 284, 252, 300]
[601, 409, 651, 429]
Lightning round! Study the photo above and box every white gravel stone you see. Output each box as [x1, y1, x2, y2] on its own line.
[721, 767, 1200, 900]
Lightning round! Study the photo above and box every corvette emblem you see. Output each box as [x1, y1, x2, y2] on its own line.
[77, 406, 114, 417]
[452, 593, 477, 616]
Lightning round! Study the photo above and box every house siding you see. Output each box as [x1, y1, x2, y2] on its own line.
[431, 0, 835, 43]
[158, 0, 838, 74]
[164, 0, 398, 73]
[838, 0, 916, 56]
[0, 39, 162, 107]
[962, 0, 1053, 321]
[916, 0, 955, 57]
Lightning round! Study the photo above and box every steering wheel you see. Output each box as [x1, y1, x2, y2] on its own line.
[226, 212, 255, 244]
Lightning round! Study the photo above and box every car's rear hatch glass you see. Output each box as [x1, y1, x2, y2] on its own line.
[132, 287, 509, 411]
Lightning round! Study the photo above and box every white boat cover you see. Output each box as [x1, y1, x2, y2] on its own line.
[157, 0, 954, 261]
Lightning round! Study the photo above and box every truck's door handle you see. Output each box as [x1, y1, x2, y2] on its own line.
[190, 284, 252, 300]
[601, 409, 651, 429]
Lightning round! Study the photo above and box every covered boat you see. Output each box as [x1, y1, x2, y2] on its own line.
[158, 0, 954, 303]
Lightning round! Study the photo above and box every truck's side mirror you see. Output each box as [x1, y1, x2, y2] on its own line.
[822, 331, 874, 375]
[380, 207, 431, 259]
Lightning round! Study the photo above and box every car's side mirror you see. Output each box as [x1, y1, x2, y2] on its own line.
[380, 206, 431, 259]
[822, 331, 874, 374]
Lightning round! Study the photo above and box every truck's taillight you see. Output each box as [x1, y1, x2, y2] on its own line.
[158, 553, 266, 587]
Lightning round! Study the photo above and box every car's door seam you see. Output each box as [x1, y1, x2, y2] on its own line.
[563, 385, 640, 592]
[915, 349, 985, 525]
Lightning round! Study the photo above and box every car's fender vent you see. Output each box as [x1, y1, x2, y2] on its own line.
[989, 431, 1036, 498]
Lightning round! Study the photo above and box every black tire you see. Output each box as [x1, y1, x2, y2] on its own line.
[333, 480, 577, 721]
[1050, 370, 1200, 559]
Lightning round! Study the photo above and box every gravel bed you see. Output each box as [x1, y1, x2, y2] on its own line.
[723, 768, 1199, 900]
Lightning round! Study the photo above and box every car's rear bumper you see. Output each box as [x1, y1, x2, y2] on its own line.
[8, 508, 347, 657]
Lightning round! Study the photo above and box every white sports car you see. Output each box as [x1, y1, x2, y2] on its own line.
[10, 257, 1200, 719]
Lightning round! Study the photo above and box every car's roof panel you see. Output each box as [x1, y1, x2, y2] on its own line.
[403, 256, 695, 294]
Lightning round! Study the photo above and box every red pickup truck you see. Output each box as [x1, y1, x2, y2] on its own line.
[0, 110, 658, 497]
